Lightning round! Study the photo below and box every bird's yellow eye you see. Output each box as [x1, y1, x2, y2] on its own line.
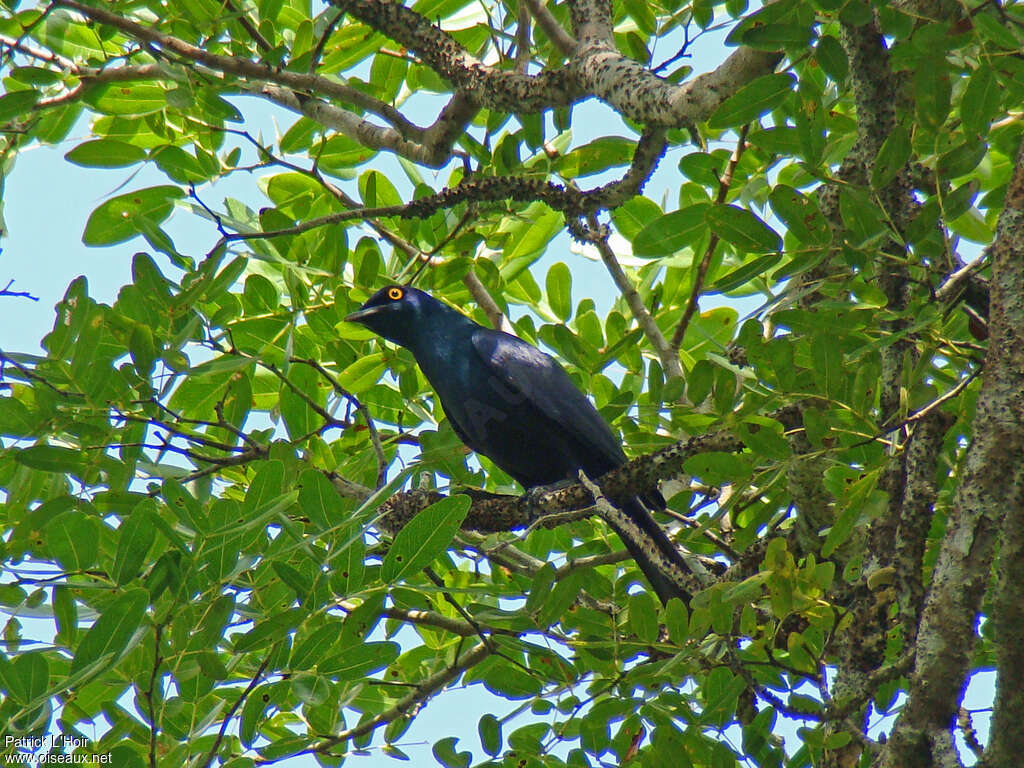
[387, 287, 404, 300]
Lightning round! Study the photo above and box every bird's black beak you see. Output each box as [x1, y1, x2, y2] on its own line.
[344, 306, 383, 324]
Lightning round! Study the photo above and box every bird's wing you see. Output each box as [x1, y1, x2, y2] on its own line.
[470, 328, 627, 468]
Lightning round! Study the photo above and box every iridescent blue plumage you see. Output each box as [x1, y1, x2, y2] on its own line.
[346, 285, 690, 604]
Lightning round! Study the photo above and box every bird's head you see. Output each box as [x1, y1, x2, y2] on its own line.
[344, 284, 446, 348]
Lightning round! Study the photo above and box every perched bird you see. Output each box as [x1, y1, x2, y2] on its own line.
[346, 284, 691, 604]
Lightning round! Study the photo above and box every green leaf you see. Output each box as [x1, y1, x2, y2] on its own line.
[815, 35, 848, 82]
[709, 253, 782, 294]
[280, 364, 321, 441]
[320, 640, 400, 678]
[633, 204, 709, 257]
[628, 591, 659, 643]
[839, 187, 888, 248]
[318, 134, 377, 176]
[83, 81, 167, 115]
[45, 511, 99, 571]
[112, 499, 158, 585]
[18, 651, 50, 703]
[167, 366, 235, 421]
[382, 495, 471, 583]
[233, 610, 302, 653]
[129, 323, 157, 377]
[370, 51, 408, 103]
[768, 185, 831, 246]
[53, 585, 78, 643]
[708, 73, 795, 129]
[297, 469, 344, 531]
[196, 88, 243, 122]
[82, 185, 184, 246]
[479, 713, 503, 757]
[706, 205, 781, 254]
[664, 597, 689, 645]
[65, 139, 147, 168]
[0, 89, 41, 123]
[683, 452, 751, 485]
[914, 65, 950, 131]
[811, 333, 844, 400]
[328, 521, 367, 596]
[7, 652, 49, 704]
[555, 136, 635, 178]
[500, 205, 563, 274]
[432, 737, 472, 768]
[870, 125, 911, 189]
[536, 568, 586, 628]
[240, 683, 281, 748]
[14, 445, 86, 473]
[241, 461, 286, 521]
[10, 66, 62, 87]
[33, 10, 108, 60]
[292, 672, 331, 706]
[611, 196, 662, 240]
[524, 563, 558, 616]
[937, 141, 987, 180]
[0, 652, 19, 701]
[943, 181, 978, 220]
[150, 145, 209, 183]
[679, 152, 725, 187]
[195, 594, 235, 648]
[0, 396, 36, 436]
[687, 360, 714, 405]
[961, 65, 1000, 137]
[822, 481, 884, 557]
[973, 11, 1021, 50]
[702, 666, 744, 727]
[337, 352, 387, 392]
[546, 262, 572, 322]
[738, 418, 790, 461]
[949, 209, 993, 244]
[290, 621, 344, 670]
[359, 169, 402, 208]
[70, 588, 149, 677]
[162, 478, 207, 532]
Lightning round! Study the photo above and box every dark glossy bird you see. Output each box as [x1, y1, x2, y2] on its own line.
[346, 284, 690, 604]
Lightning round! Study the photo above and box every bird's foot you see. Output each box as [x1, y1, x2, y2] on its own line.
[519, 479, 575, 515]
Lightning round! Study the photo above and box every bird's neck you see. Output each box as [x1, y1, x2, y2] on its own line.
[405, 303, 479, 364]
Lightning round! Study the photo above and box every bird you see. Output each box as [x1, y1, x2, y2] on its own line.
[345, 284, 691, 605]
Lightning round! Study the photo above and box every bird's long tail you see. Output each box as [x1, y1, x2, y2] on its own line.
[604, 497, 694, 606]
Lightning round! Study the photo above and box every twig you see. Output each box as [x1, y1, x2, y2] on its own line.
[143, 625, 164, 768]
[0, 279, 39, 301]
[582, 213, 684, 380]
[198, 648, 277, 768]
[462, 271, 514, 334]
[514, 2, 532, 73]
[309, 9, 345, 72]
[521, 0, 575, 55]
[308, 641, 491, 756]
[222, 0, 272, 52]
[671, 123, 750, 351]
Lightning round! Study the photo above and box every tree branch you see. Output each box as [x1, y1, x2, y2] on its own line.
[523, 0, 576, 56]
[883, 134, 1024, 768]
[334, 0, 580, 113]
[55, 0, 422, 138]
[671, 124, 750, 352]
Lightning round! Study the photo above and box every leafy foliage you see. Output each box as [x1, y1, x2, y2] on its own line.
[0, 0, 1021, 767]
